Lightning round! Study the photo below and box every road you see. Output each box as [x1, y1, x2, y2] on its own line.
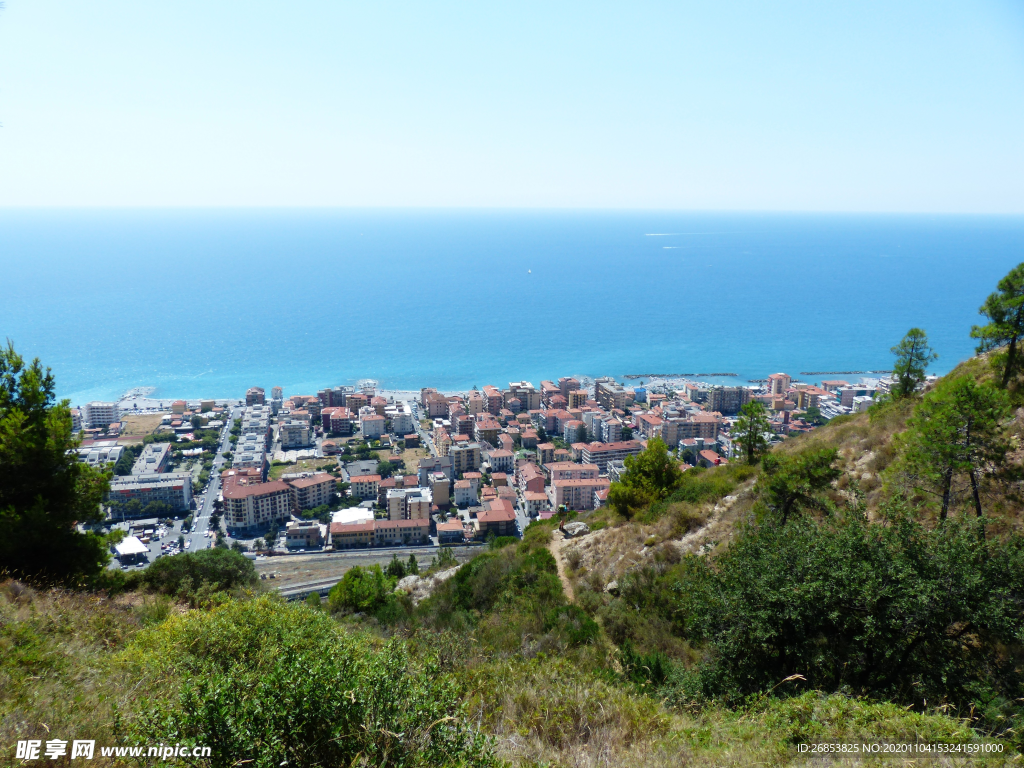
[183, 405, 239, 552]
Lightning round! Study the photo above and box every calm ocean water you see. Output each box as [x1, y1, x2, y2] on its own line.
[2, 209, 1023, 405]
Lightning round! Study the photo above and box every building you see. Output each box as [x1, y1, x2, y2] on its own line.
[429, 472, 450, 506]
[131, 442, 171, 475]
[453, 479, 475, 507]
[71, 408, 82, 432]
[437, 519, 466, 544]
[707, 387, 752, 415]
[580, 440, 644, 474]
[450, 442, 482, 475]
[287, 472, 335, 511]
[506, 381, 542, 411]
[322, 406, 355, 435]
[360, 413, 386, 439]
[487, 448, 515, 474]
[517, 462, 546, 494]
[523, 491, 549, 516]
[661, 413, 720, 447]
[544, 462, 599, 481]
[417, 455, 453, 484]
[387, 487, 430, 520]
[107, 473, 193, 514]
[852, 395, 874, 413]
[840, 387, 877, 409]
[82, 402, 120, 430]
[558, 377, 581, 398]
[476, 500, 517, 537]
[77, 441, 124, 469]
[246, 387, 266, 405]
[349, 474, 381, 500]
[767, 373, 792, 395]
[698, 449, 726, 468]
[548, 477, 610, 510]
[537, 443, 556, 465]
[279, 420, 312, 448]
[385, 400, 415, 435]
[563, 420, 586, 444]
[222, 473, 291, 531]
[567, 390, 588, 410]
[595, 378, 629, 411]
[330, 520, 375, 549]
[285, 520, 323, 548]
[375, 518, 430, 546]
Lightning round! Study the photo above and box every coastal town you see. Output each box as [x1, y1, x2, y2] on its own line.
[73, 372, 901, 574]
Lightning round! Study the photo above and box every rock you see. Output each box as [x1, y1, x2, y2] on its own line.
[395, 565, 462, 606]
[605, 580, 619, 596]
[563, 522, 590, 538]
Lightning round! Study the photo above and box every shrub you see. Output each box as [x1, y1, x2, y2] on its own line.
[328, 564, 395, 614]
[544, 604, 600, 647]
[143, 548, 257, 603]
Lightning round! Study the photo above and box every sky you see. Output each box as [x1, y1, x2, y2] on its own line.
[0, 1, 1022, 211]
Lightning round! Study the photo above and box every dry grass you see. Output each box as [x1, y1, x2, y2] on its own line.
[268, 457, 337, 479]
[120, 413, 166, 436]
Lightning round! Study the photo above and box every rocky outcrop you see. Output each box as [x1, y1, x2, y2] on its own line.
[396, 565, 462, 606]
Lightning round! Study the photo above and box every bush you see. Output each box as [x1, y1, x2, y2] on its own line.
[142, 548, 258, 603]
[121, 597, 496, 767]
[544, 604, 600, 647]
[328, 565, 395, 614]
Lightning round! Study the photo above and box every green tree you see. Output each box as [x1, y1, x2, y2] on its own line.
[890, 328, 938, 398]
[407, 553, 420, 575]
[0, 343, 111, 585]
[143, 547, 258, 599]
[328, 564, 396, 613]
[802, 405, 827, 426]
[190, 415, 203, 430]
[756, 447, 841, 524]
[536, 426, 547, 442]
[733, 401, 772, 464]
[971, 262, 1024, 387]
[376, 459, 395, 479]
[385, 553, 407, 579]
[264, 526, 278, 548]
[893, 376, 1010, 524]
[607, 437, 683, 519]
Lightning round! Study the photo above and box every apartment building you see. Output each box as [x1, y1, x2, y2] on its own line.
[767, 373, 792, 395]
[374, 518, 430, 546]
[450, 442, 482, 475]
[222, 475, 291, 531]
[349, 474, 381, 500]
[330, 520, 375, 549]
[246, 387, 265, 405]
[548, 477, 610, 511]
[486, 448, 515, 474]
[661, 413, 720, 447]
[453, 480, 475, 507]
[108, 473, 193, 514]
[287, 472, 335, 511]
[473, 418, 501, 446]
[77, 442, 124, 469]
[595, 378, 629, 411]
[321, 406, 355, 435]
[707, 386, 752, 415]
[385, 400, 415, 434]
[558, 377, 581, 398]
[544, 462, 599, 481]
[476, 500, 517, 537]
[506, 381, 542, 411]
[481, 385, 504, 415]
[517, 462, 546, 494]
[285, 520, 323, 548]
[279, 420, 312, 448]
[567, 390, 588, 409]
[540, 381, 560, 405]
[360, 413, 386, 439]
[131, 442, 171, 476]
[580, 440, 644, 474]
[82, 401, 120, 429]
[537, 443, 555, 465]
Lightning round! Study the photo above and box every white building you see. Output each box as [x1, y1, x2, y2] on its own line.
[385, 400, 415, 435]
[82, 402, 120, 429]
[77, 441, 124, 468]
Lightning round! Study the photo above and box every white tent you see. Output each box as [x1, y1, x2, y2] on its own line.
[115, 536, 149, 558]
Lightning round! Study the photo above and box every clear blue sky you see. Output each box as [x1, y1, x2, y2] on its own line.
[1, 1, 1022, 211]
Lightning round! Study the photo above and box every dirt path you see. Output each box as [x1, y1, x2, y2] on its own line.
[548, 530, 575, 602]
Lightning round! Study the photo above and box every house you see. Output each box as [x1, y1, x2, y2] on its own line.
[698, 449, 726, 468]
[544, 462, 599, 481]
[360, 414, 386, 439]
[374, 518, 430, 546]
[523, 490, 549, 516]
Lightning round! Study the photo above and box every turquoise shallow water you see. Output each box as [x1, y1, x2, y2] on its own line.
[2, 209, 1023, 404]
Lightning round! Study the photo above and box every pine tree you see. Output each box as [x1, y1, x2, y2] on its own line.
[733, 401, 772, 464]
[971, 262, 1024, 387]
[890, 328, 937, 398]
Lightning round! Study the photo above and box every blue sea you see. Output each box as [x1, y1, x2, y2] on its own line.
[2, 209, 1023, 405]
